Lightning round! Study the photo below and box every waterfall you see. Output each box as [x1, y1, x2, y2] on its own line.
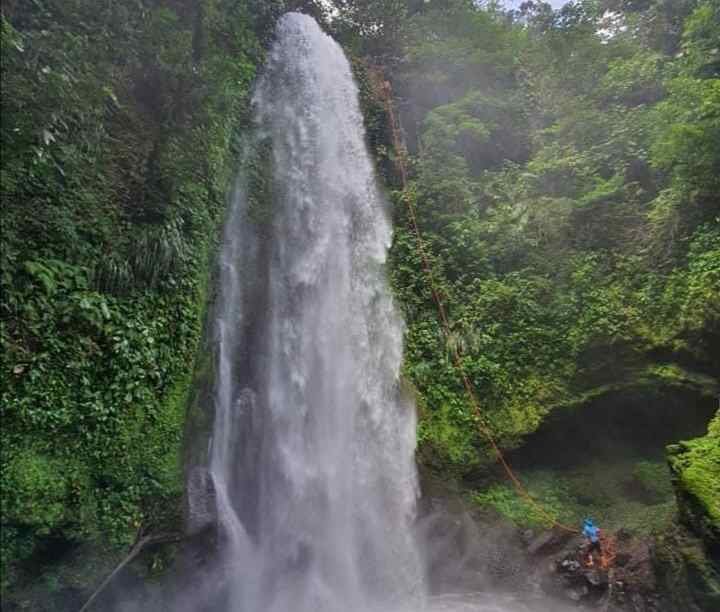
[204, 12, 425, 612]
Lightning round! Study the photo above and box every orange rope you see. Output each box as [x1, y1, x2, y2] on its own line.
[599, 533, 617, 569]
[380, 79, 579, 535]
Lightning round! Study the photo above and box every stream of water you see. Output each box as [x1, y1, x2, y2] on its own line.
[204, 12, 425, 612]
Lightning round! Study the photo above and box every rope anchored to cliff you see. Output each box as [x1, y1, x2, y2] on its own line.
[377, 77, 581, 536]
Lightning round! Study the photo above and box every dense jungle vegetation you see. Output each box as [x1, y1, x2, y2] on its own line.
[364, 2, 719, 598]
[0, 0, 284, 594]
[1, 0, 718, 607]
[362, 0, 720, 474]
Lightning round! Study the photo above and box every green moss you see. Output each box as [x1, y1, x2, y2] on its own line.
[149, 375, 191, 493]
[471, 475, 572, 529]
[633, 460, 675, 500]
[417, 401, 483, 474]
[647, 365, 719, 397]
[668, 412, 720, 545]
[681, 447, 720, 523]
[385, 0, 720, 487]
[246, 138, 275, 230]
[0, 0, 272, 599]
[2, 451, 69, 530]
[472, 459, 678, 535]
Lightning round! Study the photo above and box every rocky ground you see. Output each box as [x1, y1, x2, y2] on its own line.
[528, 527, 664, 611]
[419, 477, 679, 611]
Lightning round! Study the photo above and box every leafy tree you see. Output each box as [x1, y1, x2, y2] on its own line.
[381, 0, 720, 474]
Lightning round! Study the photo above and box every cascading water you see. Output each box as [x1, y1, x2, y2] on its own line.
[115, 13, 574, 612]
[204, 13, 425, 612]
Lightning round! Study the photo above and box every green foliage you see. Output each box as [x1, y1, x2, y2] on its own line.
[472, 476, 571, 529]
[422, 90, 528, 174]
[598, 50, 665, 106]
[473, 459, 677, 535]
[382, 0, 720, 476]
[633, 460, 675, 500]
[246, 138, 276, 229]
[0, 0, 271, 593]
[668, 412, 720, 533]
[680, 0, 720, 79]
[330, 0, 409, 57]
[2, 0, 719, 596]
[651, 76, 720, 194]
[2, 450, 74, 533]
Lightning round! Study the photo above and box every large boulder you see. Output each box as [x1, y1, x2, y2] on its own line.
[662, 411, 720, 611]
[667, 411, 720, 551]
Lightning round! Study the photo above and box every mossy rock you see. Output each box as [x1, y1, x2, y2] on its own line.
[655, 522, 720, 612]
[667, 411, 720, 550]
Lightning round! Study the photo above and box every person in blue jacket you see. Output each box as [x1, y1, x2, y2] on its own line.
[582, 518, 602, 565]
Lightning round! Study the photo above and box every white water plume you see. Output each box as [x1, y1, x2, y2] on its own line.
[204, 12, 425, 612]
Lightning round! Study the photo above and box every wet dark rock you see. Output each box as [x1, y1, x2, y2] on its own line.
[565, 585, 589, 601]
[585, 569, 605, 586]
[418, 494, 532, 593]
[520, 528, 535, 545]
[536, 528, 667, 610]
[617, 528, 633, 542]
[561, 559, 581, 572]
[526, 528, 574, 556]
[417, 472, 690, 610]
[654, 522, 720, 612]
[418, 473, 537, 595]
[616, 552, 632, 566]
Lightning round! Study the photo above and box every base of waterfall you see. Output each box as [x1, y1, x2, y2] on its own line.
[3, 495, 679, 612]
[429, 592, 571, 611]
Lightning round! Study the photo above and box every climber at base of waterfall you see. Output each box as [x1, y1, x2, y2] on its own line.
[582, 518, 602, 566]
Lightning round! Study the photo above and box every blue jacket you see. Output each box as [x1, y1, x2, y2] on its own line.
[583, 522, 600, 543]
